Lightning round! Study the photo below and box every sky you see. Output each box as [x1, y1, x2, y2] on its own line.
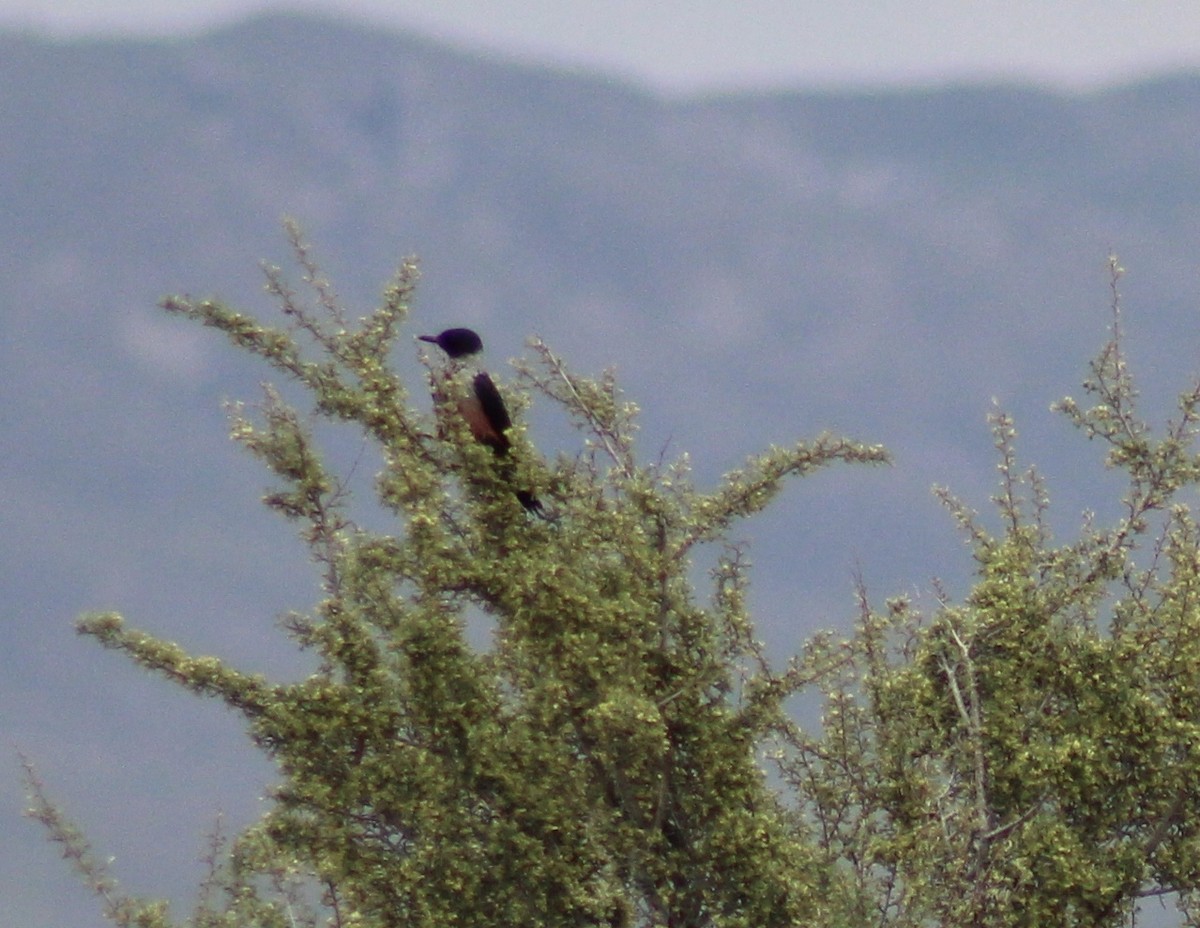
[2, 0, 1199, 92]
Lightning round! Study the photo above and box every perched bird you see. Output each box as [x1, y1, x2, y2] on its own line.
[419, 327, 544, 515]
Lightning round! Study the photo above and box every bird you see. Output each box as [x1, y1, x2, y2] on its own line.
[419, 327, 544, 516]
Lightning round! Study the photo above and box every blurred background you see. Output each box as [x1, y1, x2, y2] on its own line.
[4, 2, 1200, 924]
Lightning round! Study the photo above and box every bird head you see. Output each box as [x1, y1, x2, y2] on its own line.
[419, 327, 484, 359]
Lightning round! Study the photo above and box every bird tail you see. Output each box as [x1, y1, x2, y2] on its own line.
[497, 455, 546, 517]
[515, 489, 547, 518]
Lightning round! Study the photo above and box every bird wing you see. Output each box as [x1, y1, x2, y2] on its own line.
[460, 371, 545, 514]
[462, 371, 513, 454]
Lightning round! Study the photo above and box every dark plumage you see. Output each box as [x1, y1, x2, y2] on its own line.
[469, 371, 513, 453]
[420, 327, 544, 516]
[418, 327, 483, 359]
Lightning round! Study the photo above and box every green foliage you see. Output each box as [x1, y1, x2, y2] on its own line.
[33, 243, 1200, 928]
[46, 226, 887, 928]
[22, 755, 174, 928]
[772, 260, 1200, 927]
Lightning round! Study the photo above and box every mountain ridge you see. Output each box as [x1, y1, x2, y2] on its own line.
[4, 14, 1199, 926]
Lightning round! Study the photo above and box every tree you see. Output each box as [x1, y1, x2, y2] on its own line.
[29, 226, 886, 928]
[28, 245, 1200, 928]
[772, 259, 1200, 927]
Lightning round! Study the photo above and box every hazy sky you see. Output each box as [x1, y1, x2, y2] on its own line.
[2, 0, 1199, 92]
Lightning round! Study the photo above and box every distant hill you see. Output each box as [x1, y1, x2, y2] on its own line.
[4, 13, 1200, 924]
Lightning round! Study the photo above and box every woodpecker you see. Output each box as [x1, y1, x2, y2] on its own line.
[419, 327, 544, 515]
